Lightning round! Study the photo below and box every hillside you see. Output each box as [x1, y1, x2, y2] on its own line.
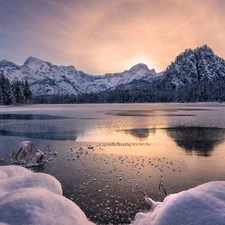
[67, 45, 225, 103]
[1, 45, 225, 103]
[162, 45, 225, 90]
[0, 58, 159, 96]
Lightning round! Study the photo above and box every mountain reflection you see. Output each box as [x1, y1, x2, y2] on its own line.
[120, 127, 225, 157]
[122, 128, 156, 141]
[166, 127, 225, 157]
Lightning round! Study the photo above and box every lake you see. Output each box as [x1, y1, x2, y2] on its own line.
[0, 103, 225, 224]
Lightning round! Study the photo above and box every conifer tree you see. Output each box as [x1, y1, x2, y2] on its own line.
[12, 80, 25, 104]
[0, 73, 33, 105]
[0, 87, 3, 105]
[23, 80, 32, 104]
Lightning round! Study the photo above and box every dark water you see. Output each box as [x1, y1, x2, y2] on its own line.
[0, 103, 225, 224]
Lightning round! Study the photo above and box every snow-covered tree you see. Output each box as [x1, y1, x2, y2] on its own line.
[12, 80, 25, 104]
[23, 80, 32, 104]
[0, 73, 33, 105]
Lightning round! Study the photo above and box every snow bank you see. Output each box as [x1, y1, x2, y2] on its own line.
[1, 165, 225, 225]
[0, 165, 94, 225]
[133, 181, 225, 225]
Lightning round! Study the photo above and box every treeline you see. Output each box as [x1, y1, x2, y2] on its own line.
[0, 73, 32, 105]
[34, 79, 225, 104]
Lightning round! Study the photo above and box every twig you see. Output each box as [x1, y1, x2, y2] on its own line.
[159, 180, 167, 196]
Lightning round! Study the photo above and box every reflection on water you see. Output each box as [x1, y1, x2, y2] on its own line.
[106, 107, 215, 117]
[123, 128, 156, 141]
[107, 110, 195, 117]
[166, 127, 225, 157]
[1, 103, 225, 224]
[119, 127, 225, 157]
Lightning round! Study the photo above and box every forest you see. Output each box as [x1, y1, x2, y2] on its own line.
[0, 72, 32, 105]
[33, 78, 225, 104]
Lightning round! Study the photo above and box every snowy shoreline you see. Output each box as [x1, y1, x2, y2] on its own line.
[0, 165, 225, 225]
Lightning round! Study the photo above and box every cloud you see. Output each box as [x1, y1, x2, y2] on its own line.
[1, 0, 225, 74]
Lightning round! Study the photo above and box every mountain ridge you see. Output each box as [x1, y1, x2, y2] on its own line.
[162, 45, 225, 91]
[1, 45, 225, 100]
[0, 57, 160, 96]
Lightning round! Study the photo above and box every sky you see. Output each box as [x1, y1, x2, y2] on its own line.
[1, 0, 225, 75]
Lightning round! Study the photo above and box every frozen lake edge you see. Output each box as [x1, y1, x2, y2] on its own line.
[0, 165, 225, 225]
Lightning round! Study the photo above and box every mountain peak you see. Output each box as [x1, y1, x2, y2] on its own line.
[0, 60, 20, 69]
[129, 63, 149, 71]
[163, 45, 225, 91]
[196, 45, 214, 53]
[23, 57, 43, 65]
[128, 63, 157, 75]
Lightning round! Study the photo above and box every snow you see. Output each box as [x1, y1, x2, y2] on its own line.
[19, 140, 32, 150]
[0, 165, 94, 225]
[132, 181, 225, 225]
[1, 165, 225, 225]
[0, 57, 159, 96]
[13, 141, 46, 166]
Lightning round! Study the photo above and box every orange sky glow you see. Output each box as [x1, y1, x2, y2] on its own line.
[1, 0, 225, 74]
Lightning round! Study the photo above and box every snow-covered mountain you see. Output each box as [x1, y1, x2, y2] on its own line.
[1, 45, 224, 98]
[0, 57, 160, 96]
[161, 45, 225, 90]
[94, 45, 225, 103]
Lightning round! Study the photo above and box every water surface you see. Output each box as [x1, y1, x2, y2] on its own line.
[0, 103, 225, 224]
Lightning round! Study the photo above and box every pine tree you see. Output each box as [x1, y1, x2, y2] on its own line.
[23, 80, 32, 104]
[0, 87, 3, 105]
[0, 73, 33, 105]
[12, 80, 25, 104]
[5, 85, 16, 105]
[0, 74, 9, 104]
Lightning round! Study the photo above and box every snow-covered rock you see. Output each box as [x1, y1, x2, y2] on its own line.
[0, 165, 94, 225]
[132, 181, 225, 225]
[0, 57, 158, 96]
